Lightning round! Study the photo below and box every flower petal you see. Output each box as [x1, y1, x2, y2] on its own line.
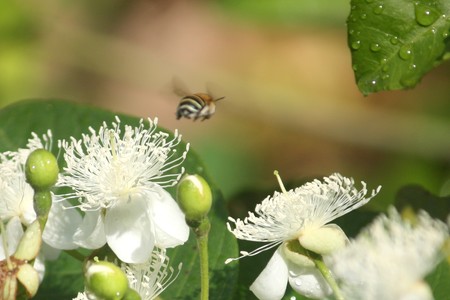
[43, 200, 82, 250]
[105, 196, 154, 263]
[73, 210, 106, 249]
[250, 248, 289, 300]
[150, 187, 189, 248]
[288, 266, 332, 299]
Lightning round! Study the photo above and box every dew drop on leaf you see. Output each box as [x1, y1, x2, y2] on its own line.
[370, 43, 381, 52]
[390, 36, 399, 45]
[373, 4, 384, 15]
[399, 45, 413, 60]
[352, 64, 358, 71]
[414, 3, 440, 26]
[351, 40, 361, 50]
[361, 13, 367, 20]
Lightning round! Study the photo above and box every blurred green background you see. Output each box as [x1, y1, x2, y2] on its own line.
[1, 0, 449, 213]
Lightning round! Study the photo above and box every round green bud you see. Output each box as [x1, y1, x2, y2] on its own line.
[25, 149, 59, 191]
[85, 260, 129, 300]
[177, 174, 212, 222]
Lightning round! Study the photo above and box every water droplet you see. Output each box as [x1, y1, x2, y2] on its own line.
[409, 64, 417, 70]
[361, 13, 367, 20]
[370, 43, 381, 52]
[373, 4, 384, 14]
[294, 279, 302, 286]
[415, 3, 440, 26]
[390, 36, 399, 45]
[382, 73, 390, 79]
[349, 29, 355, 35]
[351, 40, 361, 50]
[352, 64, 358, 71]
[370, 79, 377, 86]
[443, 32, 449, 39]
[399, 45, 413, 60]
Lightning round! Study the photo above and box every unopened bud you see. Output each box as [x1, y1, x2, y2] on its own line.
[25, 149, 59, 191]
[85, 260, 128, 300]
[177, 174, 212, 222]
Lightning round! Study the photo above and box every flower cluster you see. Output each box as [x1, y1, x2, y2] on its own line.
[0, 117, 190, 299]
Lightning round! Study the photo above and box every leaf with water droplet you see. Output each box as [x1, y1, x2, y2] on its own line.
[348, 0, 450, 95]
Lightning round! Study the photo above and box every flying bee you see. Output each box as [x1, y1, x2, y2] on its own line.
[173, 77, 225, 121]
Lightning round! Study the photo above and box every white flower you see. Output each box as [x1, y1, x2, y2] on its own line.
[326, 208, 449, 300]
[226, 172, 380, 300]
[58, 117, 190, 263]
[0, 131, 81, 254]
[122, 247, 181, 299]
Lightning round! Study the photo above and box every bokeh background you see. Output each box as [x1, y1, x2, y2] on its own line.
[1, 0, 449, 211]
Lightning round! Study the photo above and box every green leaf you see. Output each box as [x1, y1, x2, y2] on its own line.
[426, 260, 450, 299]
[395, 184, 450, 222]
[0, 99, 239, 299]
[348, 0, 450, 95]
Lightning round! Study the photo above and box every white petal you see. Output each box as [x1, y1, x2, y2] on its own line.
[34, 252, 47, 283]
[250, 248, 289, 300]
[0, 217, 23, 259]
[288, 267, 332, 299]
[150, 187, 189, 248]
[43, 200, 82, 250]
[105, 196, 154, 263]
[73, 210, 106, 249]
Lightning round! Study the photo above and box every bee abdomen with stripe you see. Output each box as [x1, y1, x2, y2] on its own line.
[176, 93, 224, 121]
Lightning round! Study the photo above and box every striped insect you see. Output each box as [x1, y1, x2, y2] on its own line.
[173, 77, 225, 121]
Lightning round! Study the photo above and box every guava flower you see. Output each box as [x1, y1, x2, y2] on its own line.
[325, 208, 449, 300]
[58, 117, 190, 263]
[0, 132, 81, 284]
[226, 172, 381, 300]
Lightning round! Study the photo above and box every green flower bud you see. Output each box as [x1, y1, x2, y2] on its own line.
[25, 149, 59, 191]
[177, 174, 212, 222]
[85, 260, 129, 300]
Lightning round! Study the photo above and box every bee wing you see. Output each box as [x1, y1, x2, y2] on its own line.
[172, 76, 192, 97]
[206, 81, 225, 101]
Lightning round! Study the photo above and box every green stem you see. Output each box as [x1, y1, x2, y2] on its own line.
[33, 190, 52, 231]
[311, 254, 344, 300]
[195, 218, 211, 300]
